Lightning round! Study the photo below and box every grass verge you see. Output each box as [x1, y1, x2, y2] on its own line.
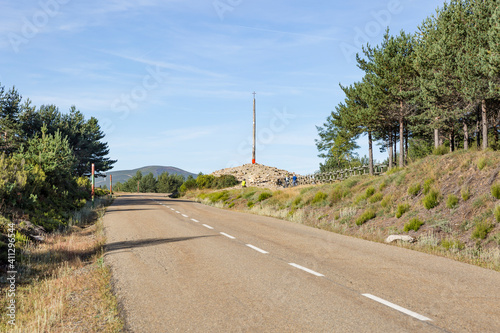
[0, 197, 123, 332]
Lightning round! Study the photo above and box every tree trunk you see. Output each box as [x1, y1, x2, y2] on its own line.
[399, 115, 404, 168]
[404, 122, 409, 164]
[482, 99, 488, 150]
[393, 131, 397, 166]
[368, 131, 374, 175]
[388, 135, 393, 170]
[463, 122, 469, 150]
[434, 128, 439, 149]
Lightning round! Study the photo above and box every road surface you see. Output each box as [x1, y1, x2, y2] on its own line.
[103, 193, 500, 332]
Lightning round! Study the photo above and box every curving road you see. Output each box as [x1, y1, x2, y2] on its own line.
[103, 193, 500, 332]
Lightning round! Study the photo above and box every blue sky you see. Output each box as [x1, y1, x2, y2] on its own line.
[0, 0, 443, 175]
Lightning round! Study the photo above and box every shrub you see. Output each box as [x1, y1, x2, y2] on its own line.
[433, 145, 448, 155]
[461, 186, 471, 201]
[441, 238, 465, 250]
[396, 203, 410, 218]
[491, 184, 500, 200]
[330, 187, 343, 204]
[422, 189, 440, 210]
[247, 201, 254, 208]
[494, 205, 500, 223]
[423, 178, 434, 195]
[354, 194, 366, 205]
[477, 157, 487, 170]
[228, 202, 235, 208]
[207, 191, 229, 203]
[407, 183, 421, 197]
[369, 193, 383, 203]
[446, 194, 459, 209]
[380, 195, 391, 208]
[196, 174, 215, 189]
[214, 175, 239, 189]
[292, 196, 302, 207]
[355, 209, 376, 226]
[471, 221, 494, 240]
[312, 191, 328, 205]
[365, 186, 375, 197]
[404, 218, 424, 232]
[258, 192, 273, 202]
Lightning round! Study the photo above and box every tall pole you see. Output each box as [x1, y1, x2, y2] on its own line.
[110, 174, 113, 195]
[252, 91, 256, 164]
[91, 163, 95, 207]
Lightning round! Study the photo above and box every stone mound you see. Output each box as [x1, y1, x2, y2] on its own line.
[211, 163, 298, 188]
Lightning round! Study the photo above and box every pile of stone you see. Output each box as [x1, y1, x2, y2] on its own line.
[211, 163, 299, 189]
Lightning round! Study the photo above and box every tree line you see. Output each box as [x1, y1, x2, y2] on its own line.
[0, 84, 116, 230]
[316, 0, 500, 173]
[114, 172, 239, 195]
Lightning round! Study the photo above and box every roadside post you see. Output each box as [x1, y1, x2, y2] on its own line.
[91, 163, 95, 207]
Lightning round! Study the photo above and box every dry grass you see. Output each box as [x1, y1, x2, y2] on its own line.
[0, 199, 123, 333]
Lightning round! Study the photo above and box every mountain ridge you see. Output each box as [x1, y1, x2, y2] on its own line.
[95, 165, 197, 187]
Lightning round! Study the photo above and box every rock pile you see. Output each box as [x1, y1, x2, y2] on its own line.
[211, 163, 299, 189]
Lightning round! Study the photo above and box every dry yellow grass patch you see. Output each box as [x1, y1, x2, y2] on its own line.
[1, 209, 122, 332]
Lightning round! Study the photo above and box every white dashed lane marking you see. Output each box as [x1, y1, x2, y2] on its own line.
[288, 263, 324, 277]
[220, 232, 236, 239]
[182, 214, 188, 218]
[191, 219, 200, 223]
[202, 224, 214, 230]
[362, 294, 432, 322]
[246, 244, 269, 254]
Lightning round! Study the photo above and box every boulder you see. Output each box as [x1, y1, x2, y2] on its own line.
[385, 235, 415, 243]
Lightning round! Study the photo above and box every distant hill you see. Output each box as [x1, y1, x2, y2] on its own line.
[94, 166, 197, 187]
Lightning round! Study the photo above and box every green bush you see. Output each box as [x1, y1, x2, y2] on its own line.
[441, 238, 465, 250]
[365, 186, 375, 197]
[247, 201, 254, 208]
[396, 203, 410, 218]
[433, 145, 448, 155]
[380, 195, 391, 208]
[477, 157, 487, 170]
[422, 189, 440, 210]
[312, 191, 328, 205]
[368, 193, 383, 203]
[407, 183, 421, 197]
[196, 174, 215, 189]
[214, 175, 239, 189]
[471, 221, 494, 240]
[461, 186, 471, 201]
[404, 218, 424, 232]
[446, 194, 459, 209]
[494, 205, 500, 223]
[423, 178, 434, 195]
[491, 184, 500, 200]
[207, 191, 229, 203]
[355, 209, 376, 226]
[258, 192, 273, 202]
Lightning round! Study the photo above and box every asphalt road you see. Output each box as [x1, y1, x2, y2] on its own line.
[103, 193, 500, 332]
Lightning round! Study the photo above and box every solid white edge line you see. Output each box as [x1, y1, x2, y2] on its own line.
[288, 263, 324, 277]
[220, 232, 236, 239]
[362, 294, 432, 321]
[202, 224, 214, 230]
[191, 219, 200, 223]
[181, 214, 188, 218]
[246, 244, 269, 254]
